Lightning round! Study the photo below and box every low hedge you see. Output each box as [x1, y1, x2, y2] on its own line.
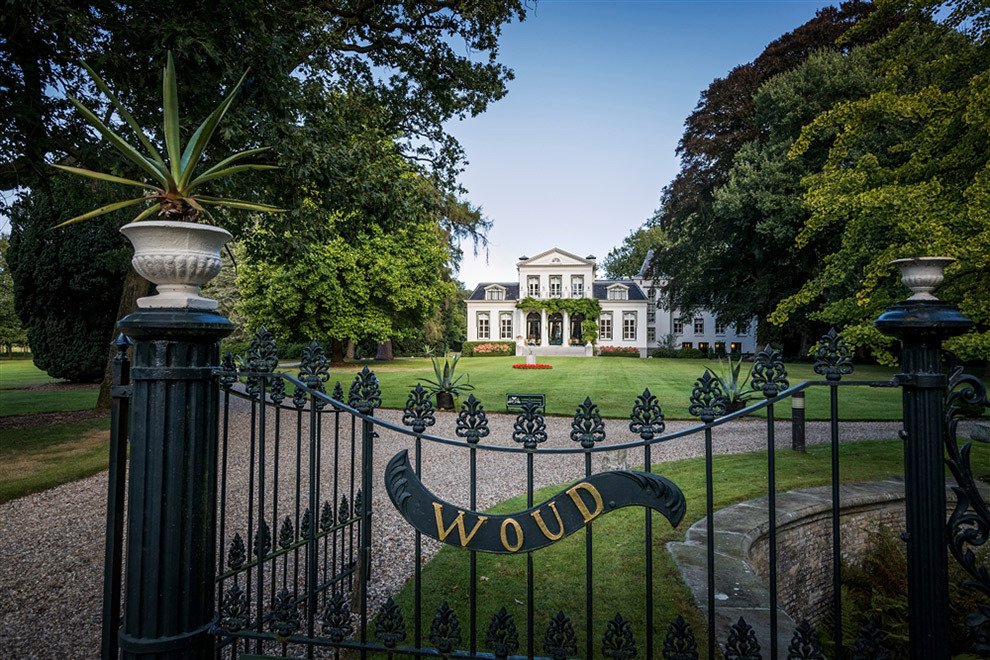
[461, 341, 516, 357]
[677, 347, 704, 359]
[598, 345, 640, 358]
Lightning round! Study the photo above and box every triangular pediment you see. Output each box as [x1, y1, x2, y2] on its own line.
[519, 248, 594, 267]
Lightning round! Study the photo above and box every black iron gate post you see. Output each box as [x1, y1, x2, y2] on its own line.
[115, 309, 234, 660]
[875, 258, 973, 660]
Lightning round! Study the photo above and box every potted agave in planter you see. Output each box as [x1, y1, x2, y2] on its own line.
[53, 54, 283, 309]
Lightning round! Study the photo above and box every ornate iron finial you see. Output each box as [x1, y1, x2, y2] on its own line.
[375, 597, 406, 648]
[851, 621, 890, 660]
[320, 500, 335, 532]
[300, 508, 312, 537]
[338, 495, 349, 522]
[354, 489, 363, 515]
[689, 371, 728, 423]
[402, 384, 436, 434]
[663, 615, 698, 660]
[787, 620, 824, 659]
[752, 345, 789, 398]
[486, 608, 519, 660]
[321, 592, 354, 642]
[629, 388, 665, 440]
[543, 611, 578, 660]
[513, 400, 548, 449]
[601, 613, 636, 660]
[253, 519, 272, 559]
[812, 328, 853, 382]
[299, 340, 330, 391]
[268, 376, 286, 405]
[270, 588, 300, 639]
[219, 350, 238, 388]
[332, 381, 344, 402]
[349, 366, 381, 413]
[456, 394, 490, 444]
[570, 397, 606, 448]
[218, 583, 249, 632]
[278, 516, 294, 549]
[429, 602, 462, 654]
[724, 616, 761, 660]
[227, 533, 246, 570]
[246, 327, 277, 397]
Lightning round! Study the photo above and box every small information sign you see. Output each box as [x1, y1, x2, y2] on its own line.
[505, 392, 545, 411]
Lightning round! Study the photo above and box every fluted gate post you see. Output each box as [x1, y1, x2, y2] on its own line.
[875, 257, 972, 660]
[115, 309, 234, 659]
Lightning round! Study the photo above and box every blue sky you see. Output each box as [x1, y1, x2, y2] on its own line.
[452, 0, 834, 288]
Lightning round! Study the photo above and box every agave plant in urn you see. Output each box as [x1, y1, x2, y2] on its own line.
[53, 53, 284, 310]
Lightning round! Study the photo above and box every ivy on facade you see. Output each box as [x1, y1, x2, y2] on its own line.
[515, 297, 601, 320]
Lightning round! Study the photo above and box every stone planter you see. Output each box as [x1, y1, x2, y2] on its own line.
[436, 392, 455, 411]
[120, 221, 232, 310]
[889, 256, 955, 301]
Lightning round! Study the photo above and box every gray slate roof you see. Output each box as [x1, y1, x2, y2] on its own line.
[468, 281, 646, 302]
[468, 283, 520, 301]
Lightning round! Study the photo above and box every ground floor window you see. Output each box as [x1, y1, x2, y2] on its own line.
[477, 313, 490, 340]
[623, 312, 636, 341]
[715, 342, 726, 353]
[599, 313, 612, 341]
[682, 342, 693, 349]
[500, 313, 513, 339]
[698, 342, 709, 352]
[527, 312, 541, 344]
[730, 342, 742, 354]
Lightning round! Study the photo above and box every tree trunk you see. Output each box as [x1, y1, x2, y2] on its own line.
[345, 340, 356, 361]
[330, 338, 346, 365]
[95, 266, 152, 412]
[375, 340, 393, 361]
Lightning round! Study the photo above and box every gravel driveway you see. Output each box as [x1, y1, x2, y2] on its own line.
[1, 405, 906, 660]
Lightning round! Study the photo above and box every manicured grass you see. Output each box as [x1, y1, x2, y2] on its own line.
[315, 357, 905, 420]
[0, 417, 112, 503]
[0, 359, 99, 416]
[0, 358, 63, 389]
[394, 438, 990, 658]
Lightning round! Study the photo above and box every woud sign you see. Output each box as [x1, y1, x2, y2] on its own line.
[385, 450, 686, 554]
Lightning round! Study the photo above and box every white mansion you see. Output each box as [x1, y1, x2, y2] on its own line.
[465, 248, 759, 357]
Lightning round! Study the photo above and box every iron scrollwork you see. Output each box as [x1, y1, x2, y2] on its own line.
[571, 397, 606, 448]
[629, 388, 665, 440]
[456, 394, 490, 444]
[402, 384, 436, 434]
[724, 616, 761, 660]
[513, 400, 547, 449]
[601, 613, 636, 660]
[662, 615, 698, 660]
[246, 327, 278, 398]
[543, 611, 578, 660]
[486, 608, 519, 660]
[786, 620, 825, 660]
[812, 327, 854, 382]
[429, 602, 462, 654]
[374, 597, 406, 648]
[945, 359, 990, 655]
[350, 366, 382, 413]
[321, 592, 354, 642]
[689, 371, 727, 423]
[752, 345, 789, 398]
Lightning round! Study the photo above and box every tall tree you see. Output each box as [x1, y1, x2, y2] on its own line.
[772, 2, 990, 363]
[0, 236, 28, 357]
[621, 1, 902, 350]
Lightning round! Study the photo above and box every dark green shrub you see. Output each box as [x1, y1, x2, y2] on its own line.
[599, 346, 640, 357]
[677, 347, 704, 359]
[651, 347, 679, 358]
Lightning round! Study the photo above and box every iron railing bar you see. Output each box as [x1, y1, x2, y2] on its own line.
[829, 384, 842, 656]
[272, 402, 281, 603]
[643, 444, 653, 660]
[415, 433, 423, 653]
[470, 445, 478, 655]
[704, 426, 715, 660]
[307, 389, 320, 650]
[584, 451, 592, 659]
[101, 339, 130, 660]
[332, 407, 341, 599]
[527, 451, 535, 660]
[294, 404, 303, 598]
[258, 375, 269, 626]
[246, 388, 258, 646]
[767, 401, 777, 660]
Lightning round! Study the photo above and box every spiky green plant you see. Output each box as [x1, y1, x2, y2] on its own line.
[707, 352, 758, 412]
[418, 355, 475, 398]
[52, 53, 284, 227]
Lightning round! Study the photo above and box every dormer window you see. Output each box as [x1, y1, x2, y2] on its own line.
[485, 285, 505, 301]
[607, 285, 628, 300]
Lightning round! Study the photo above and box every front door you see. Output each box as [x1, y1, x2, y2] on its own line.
[548, 313, 563, 345]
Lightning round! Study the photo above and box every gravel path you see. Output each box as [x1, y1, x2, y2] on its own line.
[0, 405, 911, 660]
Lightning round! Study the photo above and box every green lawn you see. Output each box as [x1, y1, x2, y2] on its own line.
[313, 356, 905, 420]
[0, 359, 99, 416]
[395, 438, 990, 658]
[0, 417, 112, 503]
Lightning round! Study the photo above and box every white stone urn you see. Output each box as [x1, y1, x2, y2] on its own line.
[120, 221, 231, 310]
[889, 257, 955, 301]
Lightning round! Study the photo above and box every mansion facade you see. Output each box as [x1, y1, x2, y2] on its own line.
[465, 248, 759, 357]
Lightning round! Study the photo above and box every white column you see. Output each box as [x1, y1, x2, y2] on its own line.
[540, 308, 548, 346]
[562, 310, 570, 344]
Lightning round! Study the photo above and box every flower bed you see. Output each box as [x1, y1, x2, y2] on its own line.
[512, 363, 553, 369]
[461, 341, 515, 357]
[598, 346, 640, 358]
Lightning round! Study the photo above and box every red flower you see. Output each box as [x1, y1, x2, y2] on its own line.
[512, 363, 553, 369]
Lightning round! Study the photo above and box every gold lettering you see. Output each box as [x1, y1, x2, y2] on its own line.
[432, 503, 488, 546]
[500, 518, 524, 552]
[530, 501, 565, 541]
[565, 482, 604, 523]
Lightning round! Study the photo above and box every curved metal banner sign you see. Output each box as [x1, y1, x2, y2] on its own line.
[385, 450, 686, 554]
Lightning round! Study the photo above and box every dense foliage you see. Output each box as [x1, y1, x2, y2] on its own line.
[0, 236, 28, 355]
[515, 297, 602, 320]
